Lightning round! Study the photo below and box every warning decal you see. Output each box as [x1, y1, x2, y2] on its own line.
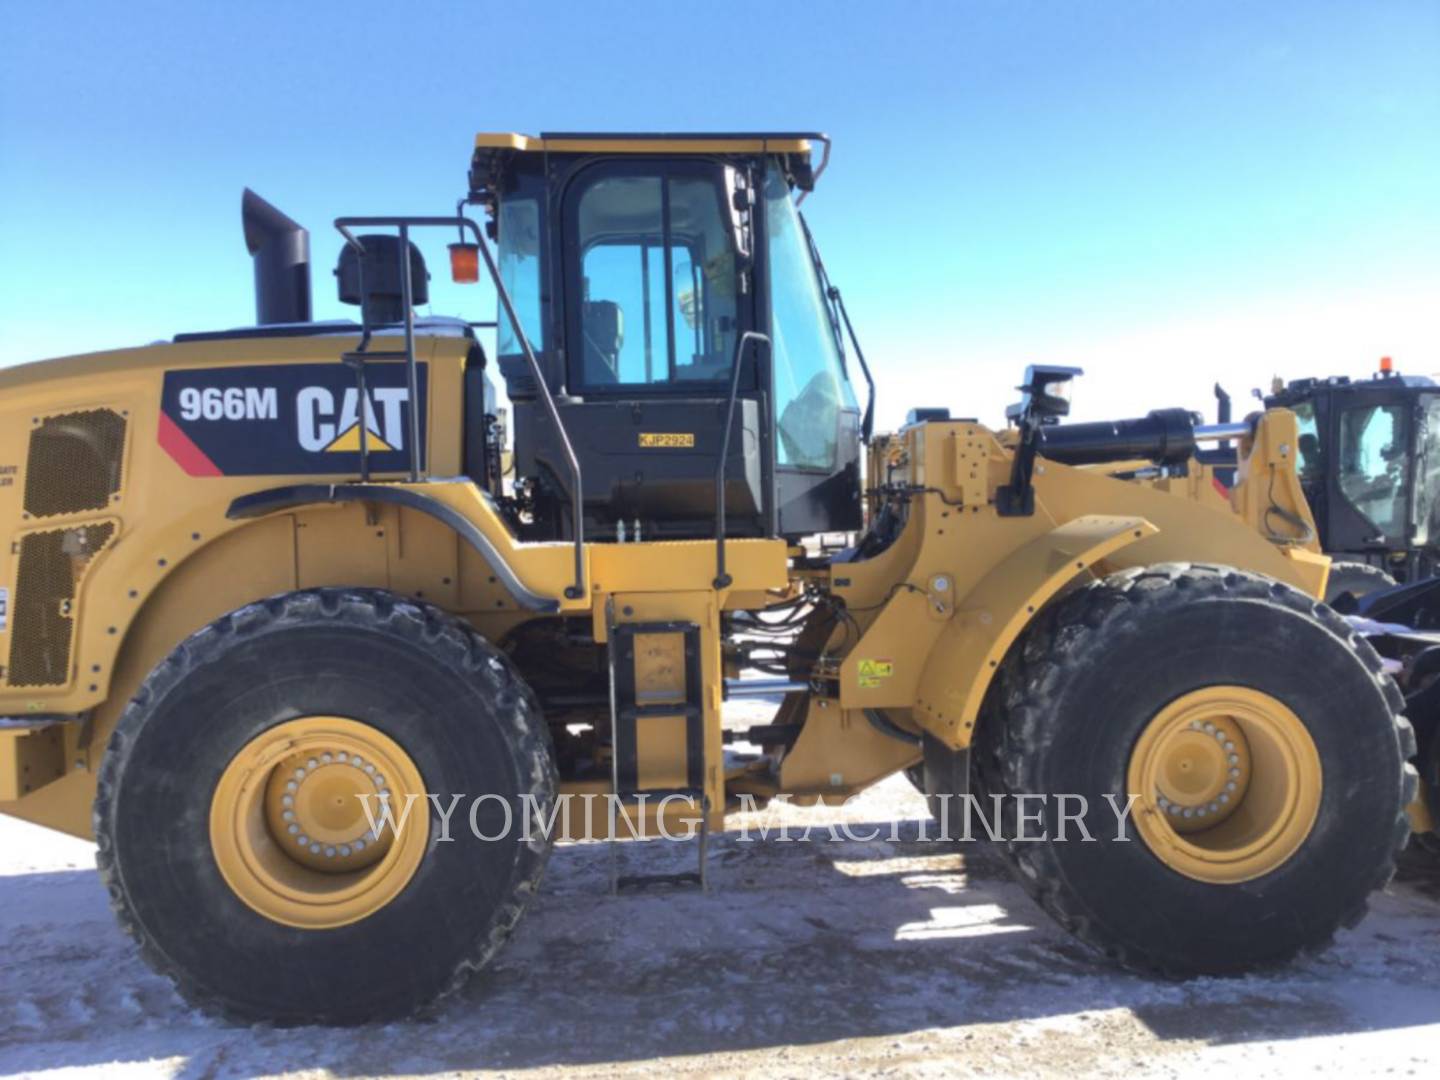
[858, 659, 894, 689]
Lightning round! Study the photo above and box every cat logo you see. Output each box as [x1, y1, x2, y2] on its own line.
[297, 386, 409, 453]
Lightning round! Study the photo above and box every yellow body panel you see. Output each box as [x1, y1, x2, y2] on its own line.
[3, 330, 1412, 843]
[828, 417, 1326, 757]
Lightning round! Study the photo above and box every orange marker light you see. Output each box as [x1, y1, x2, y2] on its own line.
[1380, 355, 1394, 374]
[449, 243, 480, 284]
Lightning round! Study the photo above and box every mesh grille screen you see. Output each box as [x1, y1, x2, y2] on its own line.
[7, 522, 115, 687]
[23, 409, 127, 518]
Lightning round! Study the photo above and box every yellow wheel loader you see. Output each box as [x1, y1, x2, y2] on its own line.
[0, 132, 1421, 1024]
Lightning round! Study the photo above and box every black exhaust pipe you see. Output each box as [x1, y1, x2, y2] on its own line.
[242, 188, 312, 325]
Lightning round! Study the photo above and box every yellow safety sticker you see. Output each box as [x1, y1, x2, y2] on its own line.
[858, 659, 894, 689]
[638, 433, 696, 448]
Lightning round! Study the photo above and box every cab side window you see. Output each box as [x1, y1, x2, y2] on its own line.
[571, 170, 738, 390]
[1338, 404, 1407, 542]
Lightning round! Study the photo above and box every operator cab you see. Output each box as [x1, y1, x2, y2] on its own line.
[468, 132, 865, 542]
[1267, 362, 1440, 579]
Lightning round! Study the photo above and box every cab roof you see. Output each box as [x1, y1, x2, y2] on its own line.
[474, 131, 821, 155]
[471, 131, 829, 192]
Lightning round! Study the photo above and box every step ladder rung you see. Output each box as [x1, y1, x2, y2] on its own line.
[611, 785, 705, 803]
[608, 616, 709, 893]
[615, 870, 705, 891]
[619, 704, 701, 721]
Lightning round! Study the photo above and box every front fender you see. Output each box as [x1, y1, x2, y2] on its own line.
[912, 514, 1158, 748]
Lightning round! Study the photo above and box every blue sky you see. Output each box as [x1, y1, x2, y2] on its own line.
[1, 0, 1436, 425]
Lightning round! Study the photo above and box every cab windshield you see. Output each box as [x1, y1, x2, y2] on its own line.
[764, 164, 858, 470]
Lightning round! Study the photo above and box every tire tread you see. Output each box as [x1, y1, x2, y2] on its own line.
[974, 562, 1414, 976]
[93, 586, 555, 1025]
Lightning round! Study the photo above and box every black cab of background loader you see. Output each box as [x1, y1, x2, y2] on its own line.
[468, 133, 866, 542]
[1266, 361, 1440, 584]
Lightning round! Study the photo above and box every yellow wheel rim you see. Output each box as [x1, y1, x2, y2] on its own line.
[209, 716, 428, 929]
[1127, 686, 1322, 884]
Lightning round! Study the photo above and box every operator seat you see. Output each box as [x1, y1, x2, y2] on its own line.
[582, 301, 623, 385]
[1298, 432, 1322, 483]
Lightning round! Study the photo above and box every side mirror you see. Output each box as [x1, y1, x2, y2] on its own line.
[724, 166, 753, 263]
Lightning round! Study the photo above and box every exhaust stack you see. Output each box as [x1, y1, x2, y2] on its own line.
[241, 188, 312, 325]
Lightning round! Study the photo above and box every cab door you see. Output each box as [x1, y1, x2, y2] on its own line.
[544, 159, 768, 540]
[1327, 396, 1413, 554]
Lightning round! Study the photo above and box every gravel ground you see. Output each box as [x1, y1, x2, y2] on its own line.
[2, 700, 1438, 1079]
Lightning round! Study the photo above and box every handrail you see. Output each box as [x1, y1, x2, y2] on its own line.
[714, 332, 770, 588]
[830, 286, 876, 444]
[334, 214, 587, 601]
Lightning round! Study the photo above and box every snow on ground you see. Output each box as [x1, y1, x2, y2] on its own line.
[2, 700, 1438, 1079]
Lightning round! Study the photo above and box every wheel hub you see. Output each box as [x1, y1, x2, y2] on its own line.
[1152, 714, 1252, 833]
[209, 716, 428, 929]
[263, 749, 395, 872]
[1127, 686, 1322, 884]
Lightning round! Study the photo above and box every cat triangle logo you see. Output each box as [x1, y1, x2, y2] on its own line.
[324, 422, 395, 453]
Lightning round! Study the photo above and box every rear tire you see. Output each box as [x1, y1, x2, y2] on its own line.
[975, 564, 1416, 976]
[94, 588, 556, 1025]
[1324, 559, 1397, 604]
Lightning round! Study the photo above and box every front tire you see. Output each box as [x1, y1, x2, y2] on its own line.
[94, 588, 556, 1025]
[976, 564, 1416, 976]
